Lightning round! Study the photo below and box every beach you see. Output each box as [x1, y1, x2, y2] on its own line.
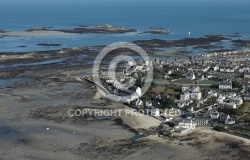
[0, 31, 73, 37]
[1, 48, 250, 159]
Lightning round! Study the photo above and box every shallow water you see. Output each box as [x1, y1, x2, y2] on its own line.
[0, 0, 249, 52]
[0, 59, 64, 70]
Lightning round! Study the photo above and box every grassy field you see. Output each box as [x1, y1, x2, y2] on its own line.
[228, 126, 250, 137]
[198, 80, 218, 85]
[153, 79, 168, 86]
[220, 75, 234, 80]
[151, 85, 166, 93]
[227, 100, 250, 138]
[236, 101, 250, 122]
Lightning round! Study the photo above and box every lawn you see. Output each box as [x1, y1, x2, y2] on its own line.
[228, 126, 250, 137]
[236, 101, 250, 122]
[220, 75, 234, 80]
[153, 79, 168, 86]
[151, 85, 166, 93]
[198, 80, 218, 85]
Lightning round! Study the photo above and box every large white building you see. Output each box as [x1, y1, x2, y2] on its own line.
[195, 117, 209, 126]
[178, 118, 197, 129]
[230, 96, 243, 106]
[219, 81, 232, 90]
[174, 118, 197, 133]
[218, 102, 237, 109]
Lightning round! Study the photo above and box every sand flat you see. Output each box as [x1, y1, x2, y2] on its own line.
[0, 31, 73, 37]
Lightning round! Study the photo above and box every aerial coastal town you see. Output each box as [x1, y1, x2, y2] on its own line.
[2, 0, 250, 159]
[85, 48, 250, 138]
[2, 28, 250, 158]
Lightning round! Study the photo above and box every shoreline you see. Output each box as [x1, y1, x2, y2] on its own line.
[0, 33, 248, 53]
[1, 31, 250, 159]
[1, 52, 250, 160]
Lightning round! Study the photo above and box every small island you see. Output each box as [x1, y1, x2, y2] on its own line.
[0, 29, 6, 33]
[56, 24, 136, 34]
[144, 28, 170, 34]
[37, 43, 62, 47]
[134, 34, 228, 48]
[25, 27, 52, 32]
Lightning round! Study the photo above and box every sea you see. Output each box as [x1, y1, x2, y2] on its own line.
[0, 0, 250, 52]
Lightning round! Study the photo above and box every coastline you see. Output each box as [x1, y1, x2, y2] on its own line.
[1, 0, 250, 158]
[1, 34, 250, 159]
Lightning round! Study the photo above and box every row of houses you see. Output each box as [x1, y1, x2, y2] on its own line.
[180, 85, 202, 101]
[219, 81, 232, 90]
[209, 108, 236, 125]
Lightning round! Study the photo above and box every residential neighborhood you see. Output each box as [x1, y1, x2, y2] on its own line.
[88, 49, 250, 137]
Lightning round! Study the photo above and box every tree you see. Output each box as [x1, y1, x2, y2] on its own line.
[211, 84, 218, 89]
[213, 126, 225, 132]
[162, 98, 175, 109]
[153, 72, 162, 79]
[170, 71, 183, 79]
[232, 81, 241, 88]
[218, 108, 241, 116]
[135, 78, 144, 88]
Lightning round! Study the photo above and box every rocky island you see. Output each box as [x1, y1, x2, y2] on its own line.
[144, 28, 170, 34]
[134, 34, 228, 48]
[0, 29, 6, 38]
[56, 24, 136, 34]
[0, 29, 6, 33]
[37, 43, 62, 47]
[25, 27, 52, 32]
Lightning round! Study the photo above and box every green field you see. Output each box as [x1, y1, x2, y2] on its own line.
[236, 102, 250, 122]
[228, 126, 250, 137]
[198, 80, 218, 85]
[153, 79, 168, 86]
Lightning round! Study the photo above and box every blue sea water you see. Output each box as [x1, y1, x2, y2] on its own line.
[0, 0, 250, 52]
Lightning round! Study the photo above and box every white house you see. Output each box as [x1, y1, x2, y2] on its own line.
[136, 87, 142, 96]
[186, 71, 196, 80]
[180, 92, 190, 101]
[225, 114, 235, 125]
[230, 96, 243, 106]
[210, 111, 220, 119]
[214, 66, 220, 71]
[218, 102, 237, 109]
[135, 99, 143, 107]
[145, 100, 153, 108]
[177, 102, 185, 108]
